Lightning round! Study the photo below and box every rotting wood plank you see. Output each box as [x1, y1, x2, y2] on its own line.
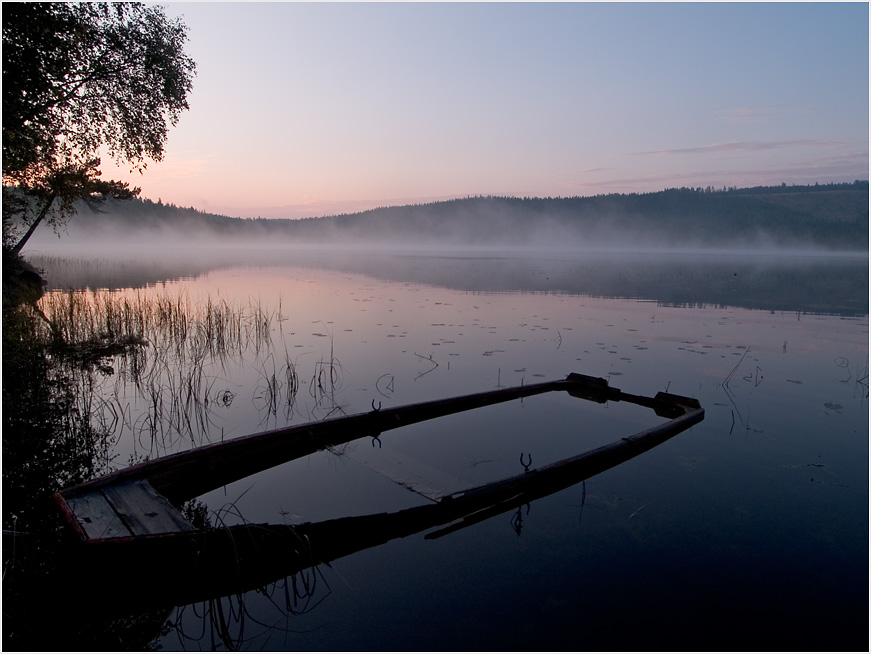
[65, 491, 131, 541]
[348, 443, 461, 501]
[101, 480, 194, 537]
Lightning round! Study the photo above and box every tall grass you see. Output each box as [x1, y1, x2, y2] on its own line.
[33, 288, 344, 462]
[37, 289, 274, 358]
[34, 288, 293, 458]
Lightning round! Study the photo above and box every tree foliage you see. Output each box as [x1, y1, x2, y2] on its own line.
[2, 2, 196, 251]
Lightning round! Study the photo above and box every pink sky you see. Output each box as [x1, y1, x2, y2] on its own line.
[99, 3, 868, 219]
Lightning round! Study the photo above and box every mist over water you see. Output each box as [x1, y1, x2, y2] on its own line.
[26, 213, 868, 254]
[27, 237, 869, 317]
[19, 181, 870, 257]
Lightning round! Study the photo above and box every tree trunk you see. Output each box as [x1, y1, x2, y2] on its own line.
[12, 193, 56, 254]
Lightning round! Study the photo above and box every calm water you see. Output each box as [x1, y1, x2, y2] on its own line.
[31, 248, 869, 650]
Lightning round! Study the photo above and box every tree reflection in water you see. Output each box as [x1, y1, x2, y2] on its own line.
[2, 291, 175, 649]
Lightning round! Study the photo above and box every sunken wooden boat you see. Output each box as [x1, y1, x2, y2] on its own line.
[53, 373, 703, 611]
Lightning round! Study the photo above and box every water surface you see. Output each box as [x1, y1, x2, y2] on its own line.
[31, 248, 869, 650]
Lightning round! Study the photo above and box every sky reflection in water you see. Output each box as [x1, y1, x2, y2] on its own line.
[37, 251, 868, 650]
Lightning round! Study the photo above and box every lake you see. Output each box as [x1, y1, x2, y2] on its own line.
[24, 246, 870, 650]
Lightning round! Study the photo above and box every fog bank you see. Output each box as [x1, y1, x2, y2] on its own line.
[15, 182, 870, 256]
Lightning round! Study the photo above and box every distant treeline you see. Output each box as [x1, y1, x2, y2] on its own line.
[26, 181, 870, 250]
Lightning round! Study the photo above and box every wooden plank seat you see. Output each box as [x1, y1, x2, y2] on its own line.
[63, 479, 194, 541]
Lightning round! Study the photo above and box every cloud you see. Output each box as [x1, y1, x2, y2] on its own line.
[535, 166, 616, 181]
[568, 171, 728, 191]
[631, 139, 847, 156]
[565, 166, 615, 175]
[222, 193, 465, 220]
[566, 155, 868, 193]
[715, 105, 791, 123]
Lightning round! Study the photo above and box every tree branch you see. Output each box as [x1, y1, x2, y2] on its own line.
[12, 193, 57, 254]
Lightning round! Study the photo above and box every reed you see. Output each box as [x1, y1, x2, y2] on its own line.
[254, 353, 282, 426]
[34, 289, 285, 455]
[37, 288, 277, 361]
[284, 349, 300, 419]
[308, 326, 346, 419]
[34, 287, 350, 464]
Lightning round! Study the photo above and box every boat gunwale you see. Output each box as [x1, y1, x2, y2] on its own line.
[54, 373, 704, 545]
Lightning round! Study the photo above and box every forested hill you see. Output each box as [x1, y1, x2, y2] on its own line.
[28, 181, 870, 250]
